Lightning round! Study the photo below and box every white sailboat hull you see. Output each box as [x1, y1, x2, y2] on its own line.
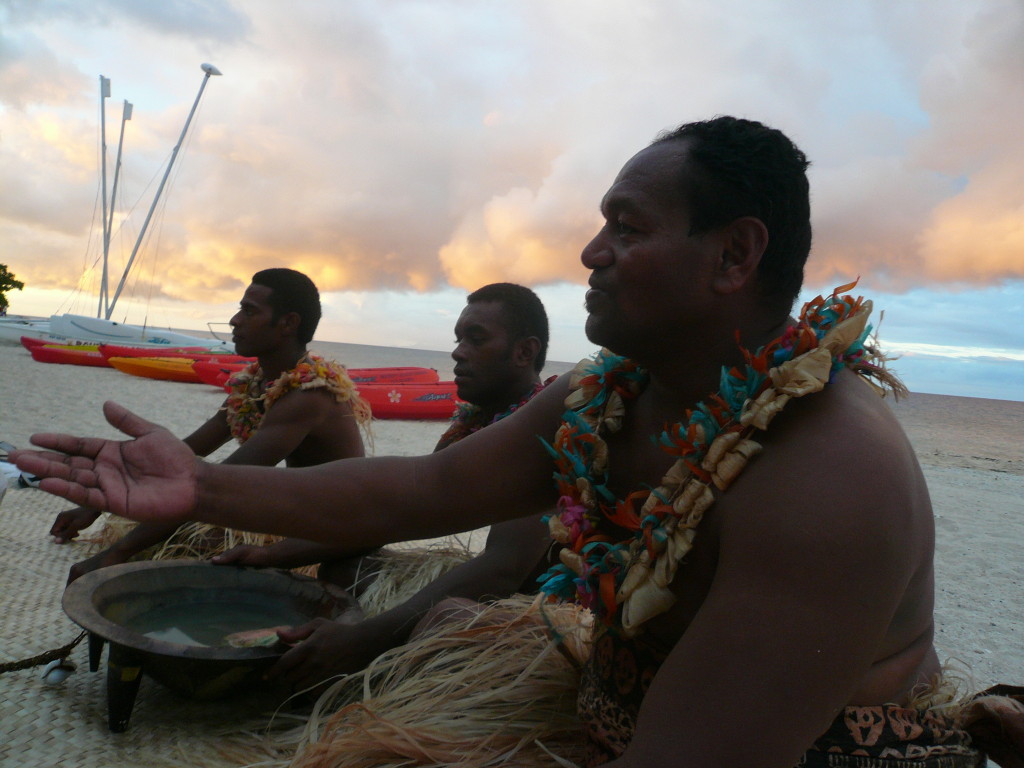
[45, 314, 232, 350]
[0, 317, 51, 346]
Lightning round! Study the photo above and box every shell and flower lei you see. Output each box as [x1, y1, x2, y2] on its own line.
[435, 377, 555, 450]
[537, 282, 905, 636]
[224, 353, 371, 443]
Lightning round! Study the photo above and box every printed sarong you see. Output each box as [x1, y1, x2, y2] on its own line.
[798, 704, 983, 767]
[577, 628, 987, 767]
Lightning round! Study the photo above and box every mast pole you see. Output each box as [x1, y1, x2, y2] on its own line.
[98, 75, 111, 318]
[106, 63, 222, 320]
[105, 99, 133, 302]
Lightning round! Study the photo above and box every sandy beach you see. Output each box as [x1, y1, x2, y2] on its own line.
[0, 341, 1021, 764]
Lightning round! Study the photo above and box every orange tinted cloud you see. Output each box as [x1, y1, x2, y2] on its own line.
[2, 0, 1023, 314]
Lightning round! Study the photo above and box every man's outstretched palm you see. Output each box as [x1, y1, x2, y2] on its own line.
[13, 401, 198, 525]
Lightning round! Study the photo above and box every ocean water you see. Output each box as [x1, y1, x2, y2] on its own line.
[307, 338, 579, 383]
[53, 322, 1021, 471]
[306, 337, 1021, 469]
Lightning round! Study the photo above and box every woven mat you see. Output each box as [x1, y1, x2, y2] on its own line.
[0, 488, 297, 768]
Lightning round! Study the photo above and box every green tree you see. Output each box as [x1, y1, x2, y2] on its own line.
[0, 264, 26, 315]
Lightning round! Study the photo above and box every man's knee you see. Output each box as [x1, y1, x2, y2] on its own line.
[411, 597, 484, 640]
[317, 554, 382, 595]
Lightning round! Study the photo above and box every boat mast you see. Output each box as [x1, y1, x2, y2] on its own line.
[106, 63, 222, 320]
[97, 75, 110, 319]
[103, 99, 133, 319]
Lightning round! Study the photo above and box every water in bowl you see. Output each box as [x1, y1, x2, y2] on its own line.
[125, 600, 309, 647]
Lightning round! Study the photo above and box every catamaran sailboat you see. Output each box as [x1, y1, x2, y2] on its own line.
[2, 64, 230, 349]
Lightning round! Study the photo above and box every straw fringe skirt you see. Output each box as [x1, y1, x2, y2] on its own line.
[280, 596, 592, 768]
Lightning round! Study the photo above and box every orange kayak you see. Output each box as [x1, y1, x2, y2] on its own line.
[107, 356, 203, 383]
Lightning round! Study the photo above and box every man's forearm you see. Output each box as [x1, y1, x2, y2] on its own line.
[192, 457, 437, 548]
[190, 453, 550, 550]
[106, 519, 184, 558]
[257, 538, 360, 568]
[359, 547, 534, 648]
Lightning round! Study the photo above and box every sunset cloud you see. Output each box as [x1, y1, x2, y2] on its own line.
[0, 0, 1021, 399]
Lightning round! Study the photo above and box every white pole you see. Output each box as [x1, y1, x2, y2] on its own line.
[107, 64, 222, 319]
[98, 75, 111, 318]
[106, 100, 133, 296]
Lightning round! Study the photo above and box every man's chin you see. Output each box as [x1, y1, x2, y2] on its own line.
[584, 317, 612, 350]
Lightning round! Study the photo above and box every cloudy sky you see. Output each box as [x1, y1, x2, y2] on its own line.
[1, 0, 1022, 400]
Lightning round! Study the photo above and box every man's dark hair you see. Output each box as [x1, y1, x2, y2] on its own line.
[251, 268, 321, 344]
[467, 282, 549, 371]
[652, 116, 811, 315]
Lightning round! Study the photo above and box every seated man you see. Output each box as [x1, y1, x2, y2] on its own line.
[20, 118, 1023, 766]
[50, 267, 368, 582]
[212, 282, 556, 690]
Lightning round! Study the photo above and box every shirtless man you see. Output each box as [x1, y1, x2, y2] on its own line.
[14, 118, 982, 766]
[50, 267, 366, 583]
[213, 282, 555, 690]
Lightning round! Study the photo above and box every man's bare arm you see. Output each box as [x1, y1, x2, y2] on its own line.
[60, 387, 363, 579]
[605, 385, 933, 767]
[218, 387, 362, 467]
[212, 538, 354, 569]
[50, 405, 231, 543]
[15, 377, 569, 550]
[270, 513, 553, 688]
[191, 383, 565, 545]
[181, 406, 232, 457]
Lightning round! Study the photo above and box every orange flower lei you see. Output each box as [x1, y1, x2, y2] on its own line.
[538, 283, 902, 635]
[224, 354, 371, 443]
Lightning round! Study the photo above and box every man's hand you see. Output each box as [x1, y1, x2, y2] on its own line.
[67, 548, 130, 585]
[50, 507, 103, 543]
[211, 544, 278, 568]
[268, 611, 374, 693]
[11, 401, 199, 524]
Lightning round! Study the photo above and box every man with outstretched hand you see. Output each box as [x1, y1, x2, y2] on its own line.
[18, 118, 1019, 767]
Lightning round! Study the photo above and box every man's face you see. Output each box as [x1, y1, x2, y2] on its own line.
[229, 283, 284, 358]
[451, 300, 519, 408]
[580, 141, 723, 359]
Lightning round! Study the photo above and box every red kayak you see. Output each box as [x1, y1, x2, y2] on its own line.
[357, 381, 461, 420]
[192, 360, 247, 388]
[20, 336, 51, 350]
[193, 361, 441, 391]
[30, 344, 109, 367]
[347, 367, 440, 385]
[98, 343, 251, 364]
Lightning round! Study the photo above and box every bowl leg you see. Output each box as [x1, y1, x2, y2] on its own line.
[88, 632, 105, 672]
[106, 643, 145, 732]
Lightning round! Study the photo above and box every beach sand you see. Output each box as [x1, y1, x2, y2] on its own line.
[0, 342, 1021, 764]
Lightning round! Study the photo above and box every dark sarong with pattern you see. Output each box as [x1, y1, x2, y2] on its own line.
[798, 705, 983, 767]
[578, 630, 984, 768]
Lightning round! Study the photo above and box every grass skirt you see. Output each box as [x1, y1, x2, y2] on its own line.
[282, 596, 592, 768]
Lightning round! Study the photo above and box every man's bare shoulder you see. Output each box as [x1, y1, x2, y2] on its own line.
[264, 382, 355, 420]
[238, 383, 365, 467]
[718, 369, 932, 563]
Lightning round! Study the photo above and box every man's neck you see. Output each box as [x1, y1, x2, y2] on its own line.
[476, 374, 542, 420]
[638, 313, 791, 421]
[257, 346, 309, 381]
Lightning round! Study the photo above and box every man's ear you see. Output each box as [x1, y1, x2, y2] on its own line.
[514, 336, 542, 368]
[712, 216, 768, 294]
[276, 311, 302, 337]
